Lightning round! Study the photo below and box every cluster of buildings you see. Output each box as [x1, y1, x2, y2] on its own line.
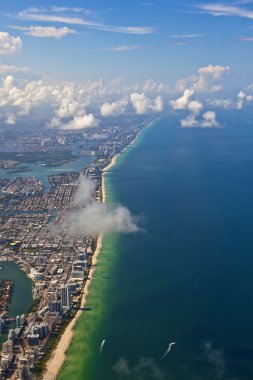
[1, 178, 44, 197]
[0, 116, 151, 379]
[12, 183, 77, 212]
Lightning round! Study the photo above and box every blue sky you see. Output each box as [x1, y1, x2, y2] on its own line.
[1, 0, 253, 84]
[1, 1, 253, 130]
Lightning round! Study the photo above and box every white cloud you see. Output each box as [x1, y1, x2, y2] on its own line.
[170, 88, 195, 110]
[101, 97, 128, 116]
[0, 32, 22, 54]
[63, 176, 141, 235]
[5, 113, 16, 125]
[196, 3, 253, 20]
[240, 36, 253, 41]
[10, 26, 77, 39]
[201, 342, 227, 379]
[72, 176, 95, 208]
[181, 111, 219, 128]
[14, 8, 154, 35]
[3, 75, 15, 90]
[176, 65, 230, 93]
[0, 65, 28, 74]
[130, 93, 163, 114]
[68, 203, 140, 235]
[181, 114, 198, 127]
[170, 89, 203, 115]
[0, 75, 169, 126]
[113, 357, 166, 380]
[58, 114, 98, 130]
[236, 90, 253, 109]
[201, 111, 219, 127]
[50, 6, 85, 13]
[198, 65, 230, 80]
[207, 98, 233, 109]
[188, 100, 203, 115]
[98, 45, 142, 52]
[170, 34, 205, 38]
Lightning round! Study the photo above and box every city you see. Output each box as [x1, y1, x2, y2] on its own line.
[0, 116, 151, 379]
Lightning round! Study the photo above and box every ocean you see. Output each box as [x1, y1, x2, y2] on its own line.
[59, 115, 253, 380]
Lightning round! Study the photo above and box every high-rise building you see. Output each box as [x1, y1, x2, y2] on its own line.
[60, 285, 71, 311]
[49, 300, 61, 314]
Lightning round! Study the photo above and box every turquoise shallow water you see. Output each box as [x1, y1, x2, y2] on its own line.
[0, 155, 93, 189]
[60, 116, 253, 380]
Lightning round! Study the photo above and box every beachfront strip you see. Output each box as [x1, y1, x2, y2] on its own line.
[0, 118, 152, 380]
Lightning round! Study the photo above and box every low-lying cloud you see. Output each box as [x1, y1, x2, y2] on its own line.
[68, 203, 141, 235]
[130, 93, 163, 114]
[0, 32, 22, 54]
[113, 357, 166, 380]
[66, 176, 141, 235]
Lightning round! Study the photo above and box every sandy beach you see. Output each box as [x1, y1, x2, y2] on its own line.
[43, 120, 156, 380]
[43, 157, 117, 380]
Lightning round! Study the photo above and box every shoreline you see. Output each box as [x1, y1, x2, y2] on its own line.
[42, 118, 157, 380]
[43, 152, 118, 380]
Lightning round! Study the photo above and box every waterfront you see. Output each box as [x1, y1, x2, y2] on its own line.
[0, 262, 33, 345]
[0, 262, 33, 319]
[0, 156, 94, 190]
[59, 115, 253, 380]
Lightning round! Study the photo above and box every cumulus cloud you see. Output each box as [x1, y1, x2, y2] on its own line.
[170, 89, 203, 116]
[236, 90, 253, 109]
[201, 111, 219, 127]
[180, 111, 219, 128]
[0, 65, 29, 74]
[170, 89, 194, 110]
[180, 114, 198, 127]
[72, 176, 95, 208]
[59, 114, 98, 130]
[10, 26, 77, 39]
[5, 113, 16, 125]
[62, 176, 141, 235]
[170, 65, 227, 128]
[0, 75, 168, 126]
[68, 203, 140, 235]
[176, 65, 230, 93]
[0, 32, 22, 54]
[101, 97, 129, 116]
[113, 357, 166, 380]
[130, 93, 163, 114]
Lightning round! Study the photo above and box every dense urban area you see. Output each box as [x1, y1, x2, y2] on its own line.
[0, 115, 152, 380]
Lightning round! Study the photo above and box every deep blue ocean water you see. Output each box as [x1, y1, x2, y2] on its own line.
[95, 115, 253, 380]
[60, 115, 253, 380]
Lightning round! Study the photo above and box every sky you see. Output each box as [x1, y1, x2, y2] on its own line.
[1, 0, 253, 129]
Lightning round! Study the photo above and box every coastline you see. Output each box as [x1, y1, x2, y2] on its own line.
[43, 154, 116, 380]
[43, 118, 157, 380]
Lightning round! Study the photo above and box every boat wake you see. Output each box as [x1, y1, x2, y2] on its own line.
[100, 339, 106, 354]
[161, 341, 176, 359]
